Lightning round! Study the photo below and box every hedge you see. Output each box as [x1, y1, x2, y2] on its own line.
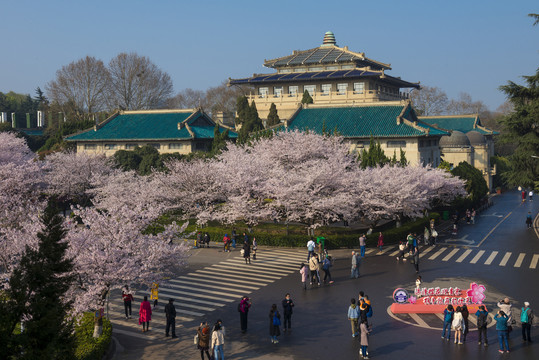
[74, 312, 112, 360]
[190, 213, 440, 249]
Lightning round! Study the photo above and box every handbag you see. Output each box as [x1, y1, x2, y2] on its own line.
[194, 333, 199, 345]
[240, 249, 245, 255]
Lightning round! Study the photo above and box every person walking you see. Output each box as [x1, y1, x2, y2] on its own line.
[359, 319, 370, 359]
[465, 209, 471, 224]
[164, 298, 177, 338]
[122, 285, 134, 320]
[196, 322, 211, 360]
[452, 306, 464, 344]
[471, 209, 476, 224]
[321, 255, 334, 284]
[252, 237, 258, 260]
[424, 226, 430, 246]
[497, 297, 514, 334]
[411, 247, 420, 273]
[406, 232, 414, 254]
[231, 229, 237, 249]
[396, 242, 407, 261]
[306, 238, 315, 260]
[269, 304, 281, 344]
[300, 263, 308, 290]
[442, 304, 454, 341]
[243, 240, 251, 264]
[138, 295, 152, 332]
[309, 253, 321, 286]
[461, 304, 469, 342]
[211, 320, 225, 360]
[348, 298, 359, 337]
[377, 232, 384, 254]
[223, 233, 231, 252]
[203, 232, 210, 247]
[282, 293, 294, 332]
[238, 296, 251, 333]
[522, 190, 526, 202]
[494, 310, 510, 353]
[521, 301, 534, 342]
[526, 212, 533, 229]
[476, 305, 489, 346]
[150, 282, 159, 308]
[359, 234, 366, 257]
[530, 190, 534, 201]
[351, 251, 360, 278]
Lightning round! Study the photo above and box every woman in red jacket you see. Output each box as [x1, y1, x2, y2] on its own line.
[139, 295, 152, 332]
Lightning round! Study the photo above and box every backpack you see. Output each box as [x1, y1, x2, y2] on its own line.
[521, 308, 529, 323]
[273, 313, 281, 326]
[366, 304, 373, 318]
[307, 243, 314, 251]
[477, 311, 487, 328]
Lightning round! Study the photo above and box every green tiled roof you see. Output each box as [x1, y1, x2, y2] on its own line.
[285, 104, 448, 138]
[419, 115, 498, 135]
[65, 111, 237, 141]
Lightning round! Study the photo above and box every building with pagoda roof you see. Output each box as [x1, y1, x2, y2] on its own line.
[65, 109, 236, 156]
[229, 31, 419, 120]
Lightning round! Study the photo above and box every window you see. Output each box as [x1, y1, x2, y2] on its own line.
[279, 69, 292, 73]
[337, 83, 348, 95]
[149, 143, 161, 149]
[321, 84, 331, 96]
[309, 66, 323, 72]
[125, 143, 138, 150]
[84, 143, 96, 150]
[289, 86, 299, 96]
[353, 82, 365, 94]
[274, 86, 283, 97]
[304, 85, 316, 96]
[168, 143, 184, 149]
[294, 67, 306, 73]
[387, 141, 406, 148]
[327, 66, 339, 70]
[258, 87, 268, 98]
[104, 144, 117, 150]
[342, 65, 354, 69]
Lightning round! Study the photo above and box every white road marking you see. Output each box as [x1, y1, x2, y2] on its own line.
[514, 253, 526, 268]
[210, 264, 290, 277]
[194, 270, 271, 284]
[179, 276, 260, 290]
[531, 254, 539, 269]
[419, 246, 435, 258]
[484, 251, 498, 265]
[470, 250, 485, 264]
[442, 248, 460, 262]
[499, 252, 512, 266]
[456, 249, 472, 263]
[429, 248, 447, 260]
[410, 313, 429, 327]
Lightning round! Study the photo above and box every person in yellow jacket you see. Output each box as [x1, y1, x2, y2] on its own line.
[150, 282, 159, 308]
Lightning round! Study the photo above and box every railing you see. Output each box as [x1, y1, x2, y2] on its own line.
[248, 90, 409, 104]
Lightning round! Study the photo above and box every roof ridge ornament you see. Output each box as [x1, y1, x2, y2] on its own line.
[321, 31, 337, 47]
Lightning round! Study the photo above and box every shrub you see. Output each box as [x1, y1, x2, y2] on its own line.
[74, 312, 112, 360]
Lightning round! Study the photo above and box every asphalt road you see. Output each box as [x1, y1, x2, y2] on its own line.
[111, 190, 539, 360]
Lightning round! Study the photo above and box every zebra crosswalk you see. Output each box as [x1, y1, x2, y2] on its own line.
[381, 245, 539, 270]
[107, 249, 307, 340]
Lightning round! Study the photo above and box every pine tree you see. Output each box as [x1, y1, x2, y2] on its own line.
[301, 90, 313, 104]
[235, 96, 250, 125]
[0, 200, 76, 359]
[358, 136, 390, 169]
[211, 124, 229, 155]
[266, 103, 280, 127]
[399, 148, 408, 167]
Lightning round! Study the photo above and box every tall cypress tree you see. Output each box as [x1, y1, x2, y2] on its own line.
[301, 90, 313, 104]
[266, 103, 280, 127]
[0, 200, 76, 359]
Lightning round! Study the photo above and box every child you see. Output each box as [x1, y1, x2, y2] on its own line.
[299, 263, 308, 290]
[415, 275, 422, 296]
[348, 298, 359, 337]
[359, 319, 369, 359]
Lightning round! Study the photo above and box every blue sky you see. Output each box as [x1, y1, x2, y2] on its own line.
[1, 0, 537, 111]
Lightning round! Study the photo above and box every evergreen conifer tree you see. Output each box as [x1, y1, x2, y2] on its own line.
[266, 103, 280, 127]
[399, 148, 408, 167]
[235, 96, 250, 125]
[301, 90, 313, 104]
[0, 200, 76, 359]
